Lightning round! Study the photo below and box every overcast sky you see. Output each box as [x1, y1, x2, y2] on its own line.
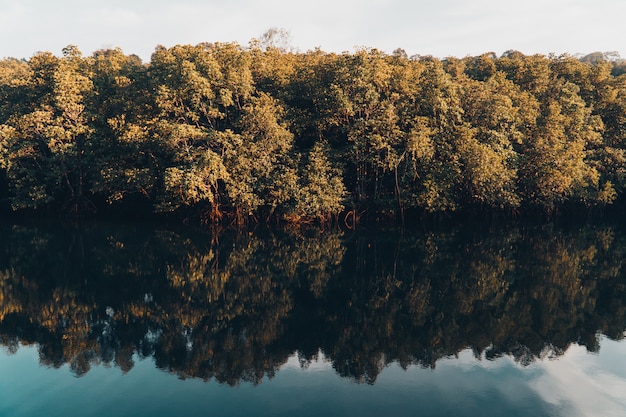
[1, 0, 625, 62]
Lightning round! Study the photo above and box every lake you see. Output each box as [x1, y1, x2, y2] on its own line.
[0, 219, 625, 416]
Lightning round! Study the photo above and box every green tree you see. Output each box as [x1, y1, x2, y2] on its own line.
[457, 73, 524, 209]
[520, 81, 604, 210]
[148, 44, 232, 219]
[291, 141, 346, 223]
[409, 59, 464, 212]
[0, 46, 96, 212]
[88, 48, 157, 207]
[221, 93, 299, 223]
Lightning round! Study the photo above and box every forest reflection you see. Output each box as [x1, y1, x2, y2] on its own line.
[0, 220, 625, 385]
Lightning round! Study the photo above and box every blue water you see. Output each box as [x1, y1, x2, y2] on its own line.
[2, 338, 625, 417]
[2, 220, 626, 416]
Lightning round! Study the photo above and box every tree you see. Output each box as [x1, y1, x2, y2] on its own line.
[520, 81, 603, 210]
[221, 93, 299, 223]
[88, 48, 157, 207]
[409, 59, 464, 212]
[148, 44, 234, 219]
[256, 27, 293, 53]
[291, 141, 346, 223]
[457, 73, 523, 210]
[0, 46, 96, 213]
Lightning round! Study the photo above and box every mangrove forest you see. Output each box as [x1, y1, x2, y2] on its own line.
[2, 43, 626, 224]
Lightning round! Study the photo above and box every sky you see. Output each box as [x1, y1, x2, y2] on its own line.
[0, 0, 625, 62]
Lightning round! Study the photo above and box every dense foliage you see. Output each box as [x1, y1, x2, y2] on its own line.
[2, 43, 626, 223]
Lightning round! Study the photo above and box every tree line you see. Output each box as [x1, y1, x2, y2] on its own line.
[1, 43, 626, 223]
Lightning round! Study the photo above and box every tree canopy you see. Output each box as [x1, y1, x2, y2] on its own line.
[2, 44, 626, 223]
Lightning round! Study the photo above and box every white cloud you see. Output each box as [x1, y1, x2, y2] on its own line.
[531, 343, 626, 417]
[0, 0, 624, 60]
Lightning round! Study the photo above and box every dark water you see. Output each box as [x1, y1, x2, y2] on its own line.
[0, 219, 625, 416]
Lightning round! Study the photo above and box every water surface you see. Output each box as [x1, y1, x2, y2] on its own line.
[0, 219, 625, 416]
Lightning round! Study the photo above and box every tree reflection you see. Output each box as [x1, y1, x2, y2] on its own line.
[0, 220, 625, 383]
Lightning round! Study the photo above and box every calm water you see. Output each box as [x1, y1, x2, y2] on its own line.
[0, 219, 625, 416]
